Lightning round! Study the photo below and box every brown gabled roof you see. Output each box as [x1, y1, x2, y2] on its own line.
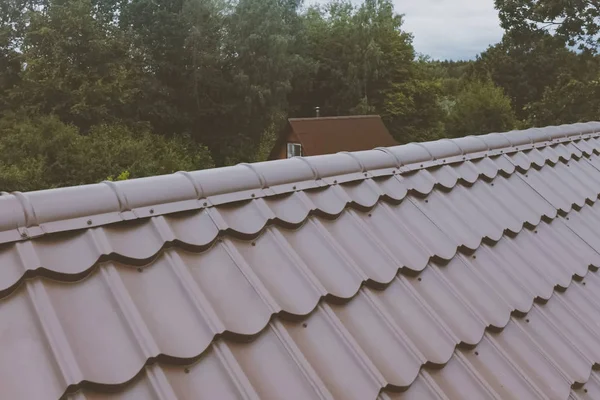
[269, 115, 398, 159]
[2, 122, 600, 399]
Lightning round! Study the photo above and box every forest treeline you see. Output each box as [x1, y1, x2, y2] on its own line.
[1, 0, 599, 191]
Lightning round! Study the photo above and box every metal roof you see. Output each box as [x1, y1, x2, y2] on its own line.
[3, 122, 600, 399]
[268, 115, 398, 159]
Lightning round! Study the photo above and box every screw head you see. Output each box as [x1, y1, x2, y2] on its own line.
[137, 267, 143, 273]
[417, 277, 422, 282]
[184, 368, 190, 374]
[251, 193, 255, 198]
[302, 323, 307, 328]
[87, 220, 92, 226]
[149, 209, 154, 214]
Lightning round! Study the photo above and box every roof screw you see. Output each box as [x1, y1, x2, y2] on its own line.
[302, 323, 307, 328]
[417, 277, 422, 282]
[203, 202, 208, 207]
[137, 267, 143, 273]
[526, 318, 530, 323]
[534, 230, 538, 234]
[184, 368, 190, 374]
[425, 199, 429, 203]
[472, 255, 476, 259]
[420, 164, 424, 168]
[149, 209, 154, 215]
[462, 156, 466, 161]
[566, 217, 570, 220]
[251, 242, 256, 246]
[251, 193, 255, 198]
[364, 173, 368, 177]
[293, 186, 297, 190]
[525, 174, 529, 177]
[491, 183, 494, 186]
[474, 351, 479, 356]
[20, 231, 28, 238]
[334, 180, 338, 184]
[583, 282, 586, 285]
[87, 219, 92, 226]
[584, 388, 588, 393]
[368, 213, 372, 217]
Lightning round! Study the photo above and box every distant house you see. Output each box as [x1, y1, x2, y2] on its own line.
[268, 114, 398, 160]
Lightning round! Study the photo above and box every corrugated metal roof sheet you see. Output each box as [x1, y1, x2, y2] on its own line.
[3, 122, 600, 399]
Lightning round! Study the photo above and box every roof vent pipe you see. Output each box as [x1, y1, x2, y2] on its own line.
[315, 106, 320, 118]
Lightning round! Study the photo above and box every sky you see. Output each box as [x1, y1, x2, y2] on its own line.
[394, 0, 504, 60]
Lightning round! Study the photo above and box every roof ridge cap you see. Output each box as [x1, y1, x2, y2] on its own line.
[1, 121, 599, 244]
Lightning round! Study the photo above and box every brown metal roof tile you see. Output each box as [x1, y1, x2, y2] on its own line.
[329, 292, 424, 388]
[282, 305, 384, 400]
[458, 334, 545, 400]
[5, 122, 600, 399]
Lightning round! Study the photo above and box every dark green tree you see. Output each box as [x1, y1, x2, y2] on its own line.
[0, 113, 214, 192]
[495, 0, 600, 52]
[445, 79, 517, 138]
[473, 31, 581, 120]
[14, 0, 140, 130]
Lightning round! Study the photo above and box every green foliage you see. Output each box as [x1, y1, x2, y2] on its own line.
[527, 76, 600, 125]
[473, 32, 586, 119]
[1, 0, 599, 192]
[445, 79, 518, 138]
[106, 170, 131, 182]
[495, 0, 600, 52]
[14, 0, 140, 130]
[0, 114, 214, 192]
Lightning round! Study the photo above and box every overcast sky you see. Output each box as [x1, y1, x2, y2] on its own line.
[396, 0, 504, 60]
[310, 0, 505, 60]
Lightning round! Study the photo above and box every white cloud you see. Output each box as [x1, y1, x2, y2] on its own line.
[394, 0, 504, 60]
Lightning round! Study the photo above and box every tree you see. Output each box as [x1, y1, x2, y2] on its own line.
[495, 0, 600, 52]
[13, 0, 140, 130]
[473, 31, 581, 120]
[382, 58, 446, 143]
[445, 79, 517, 138]
[0, 113, 214, 192]
[527, 76, 600, 125]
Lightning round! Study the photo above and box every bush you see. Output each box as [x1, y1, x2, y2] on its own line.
[445, 79, 517, 138]
[0, 113, 214, 192]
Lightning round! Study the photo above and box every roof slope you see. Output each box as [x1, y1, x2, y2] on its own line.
[279, 115, 398, 157]
[2, 122, 600, 399]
